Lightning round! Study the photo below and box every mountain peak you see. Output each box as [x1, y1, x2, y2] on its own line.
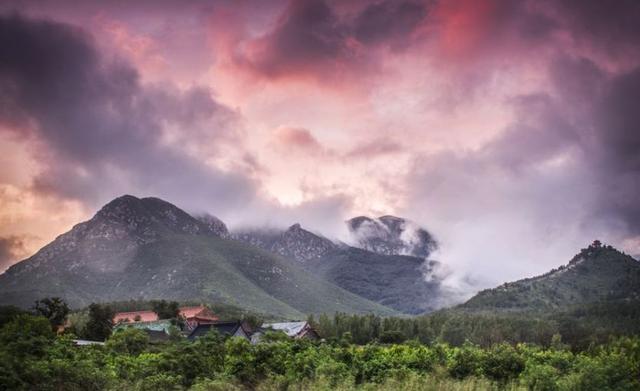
[346, 215, 437, 258]
[96, 194, 143, 216]
[93, 195, 204, 236]
[195, 214, 230, 238]
[234, 223, 337, 263]
[111, 194, 140, 203]
[48, 195, 232, 263]
[274, 223, 337, 262]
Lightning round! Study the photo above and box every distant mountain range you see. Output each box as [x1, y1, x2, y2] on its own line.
[233, 222, 442, 314]
[0, 195, 442, 315]
[0, 195, 637, 318]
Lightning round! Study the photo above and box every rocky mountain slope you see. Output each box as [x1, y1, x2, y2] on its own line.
[305, 247, 442, 314]
[233, 224, 338, 263]
[195, 214, 230, 239]
[0, 195, 396, 318]
[460, 241, 640, 312]
[235, 222, 443, 314]
[347, 215, 437, 258]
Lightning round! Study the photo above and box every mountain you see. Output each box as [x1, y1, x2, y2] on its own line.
[233, 224, 338, 263]
[195, 214, 230, 239]
[347, 215, 437, 258]
[235, 223, 444, 314]
[0, 195, 397, 318]
[305, 247, 442, 314]
[460, 241, 640, 312]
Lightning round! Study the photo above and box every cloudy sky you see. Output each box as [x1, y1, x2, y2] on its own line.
[0, 0, 639, 291]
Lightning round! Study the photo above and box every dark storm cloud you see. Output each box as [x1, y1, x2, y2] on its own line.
[238, 0, 640, 82]
[480, 93, 579, 172]
[543, 54, 640, 236]
[548, 55, 606, 110]
[240, 0, 431, 79]
[353, 1, 429, 47]
[553, 0, 640, 49]
[0, 13, 255, 210]
[245, 0, 347, 77]
[592, 68, 640, 232]
[597, 69, 640, 172]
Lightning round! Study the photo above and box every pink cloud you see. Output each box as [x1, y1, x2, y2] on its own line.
[345, 139, 403, 159]
[273, 126, 324, 153]
[99, 17, 168, 79]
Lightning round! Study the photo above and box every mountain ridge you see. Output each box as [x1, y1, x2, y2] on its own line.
[0, 195, 397, 318]
[459, 241, 640, 312]
[3, 195, 635, 318]
[233, 221, 445, 313]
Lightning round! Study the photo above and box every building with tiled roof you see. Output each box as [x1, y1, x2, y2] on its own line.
[113, 305, 219, 331]
[113, 310, 158, 323]
[179, 306, 218, 330]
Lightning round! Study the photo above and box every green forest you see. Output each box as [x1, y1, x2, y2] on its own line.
[1, 298, 639, 391]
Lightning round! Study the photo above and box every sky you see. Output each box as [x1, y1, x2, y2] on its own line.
[0, 0, 639, 293]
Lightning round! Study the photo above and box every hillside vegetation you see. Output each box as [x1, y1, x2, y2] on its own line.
[460, 242, 640, 312]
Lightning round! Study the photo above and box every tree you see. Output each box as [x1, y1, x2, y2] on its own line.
[152, 300, 180, 320]
[0, 305, 26, 328]
[84, 303, 115, 341]
[0, 314, 54, 358]
[106, 328, 149, 355]
[33, 297, 69, 330]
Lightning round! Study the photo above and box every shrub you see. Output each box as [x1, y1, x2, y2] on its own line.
[447, 342, 485, 379]
[481, 343, 525, 381]
[190, 377, 243, 391]
[135, 373, 183, 391]
[521, 363, 559, 391]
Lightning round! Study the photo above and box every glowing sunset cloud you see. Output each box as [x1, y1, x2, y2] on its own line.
[0, 0, 639, 289]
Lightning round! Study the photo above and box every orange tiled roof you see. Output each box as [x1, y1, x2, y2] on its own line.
[113, 310, 158, 323]
[114, 306, 218, 324]
[179, 306, 217, 320]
